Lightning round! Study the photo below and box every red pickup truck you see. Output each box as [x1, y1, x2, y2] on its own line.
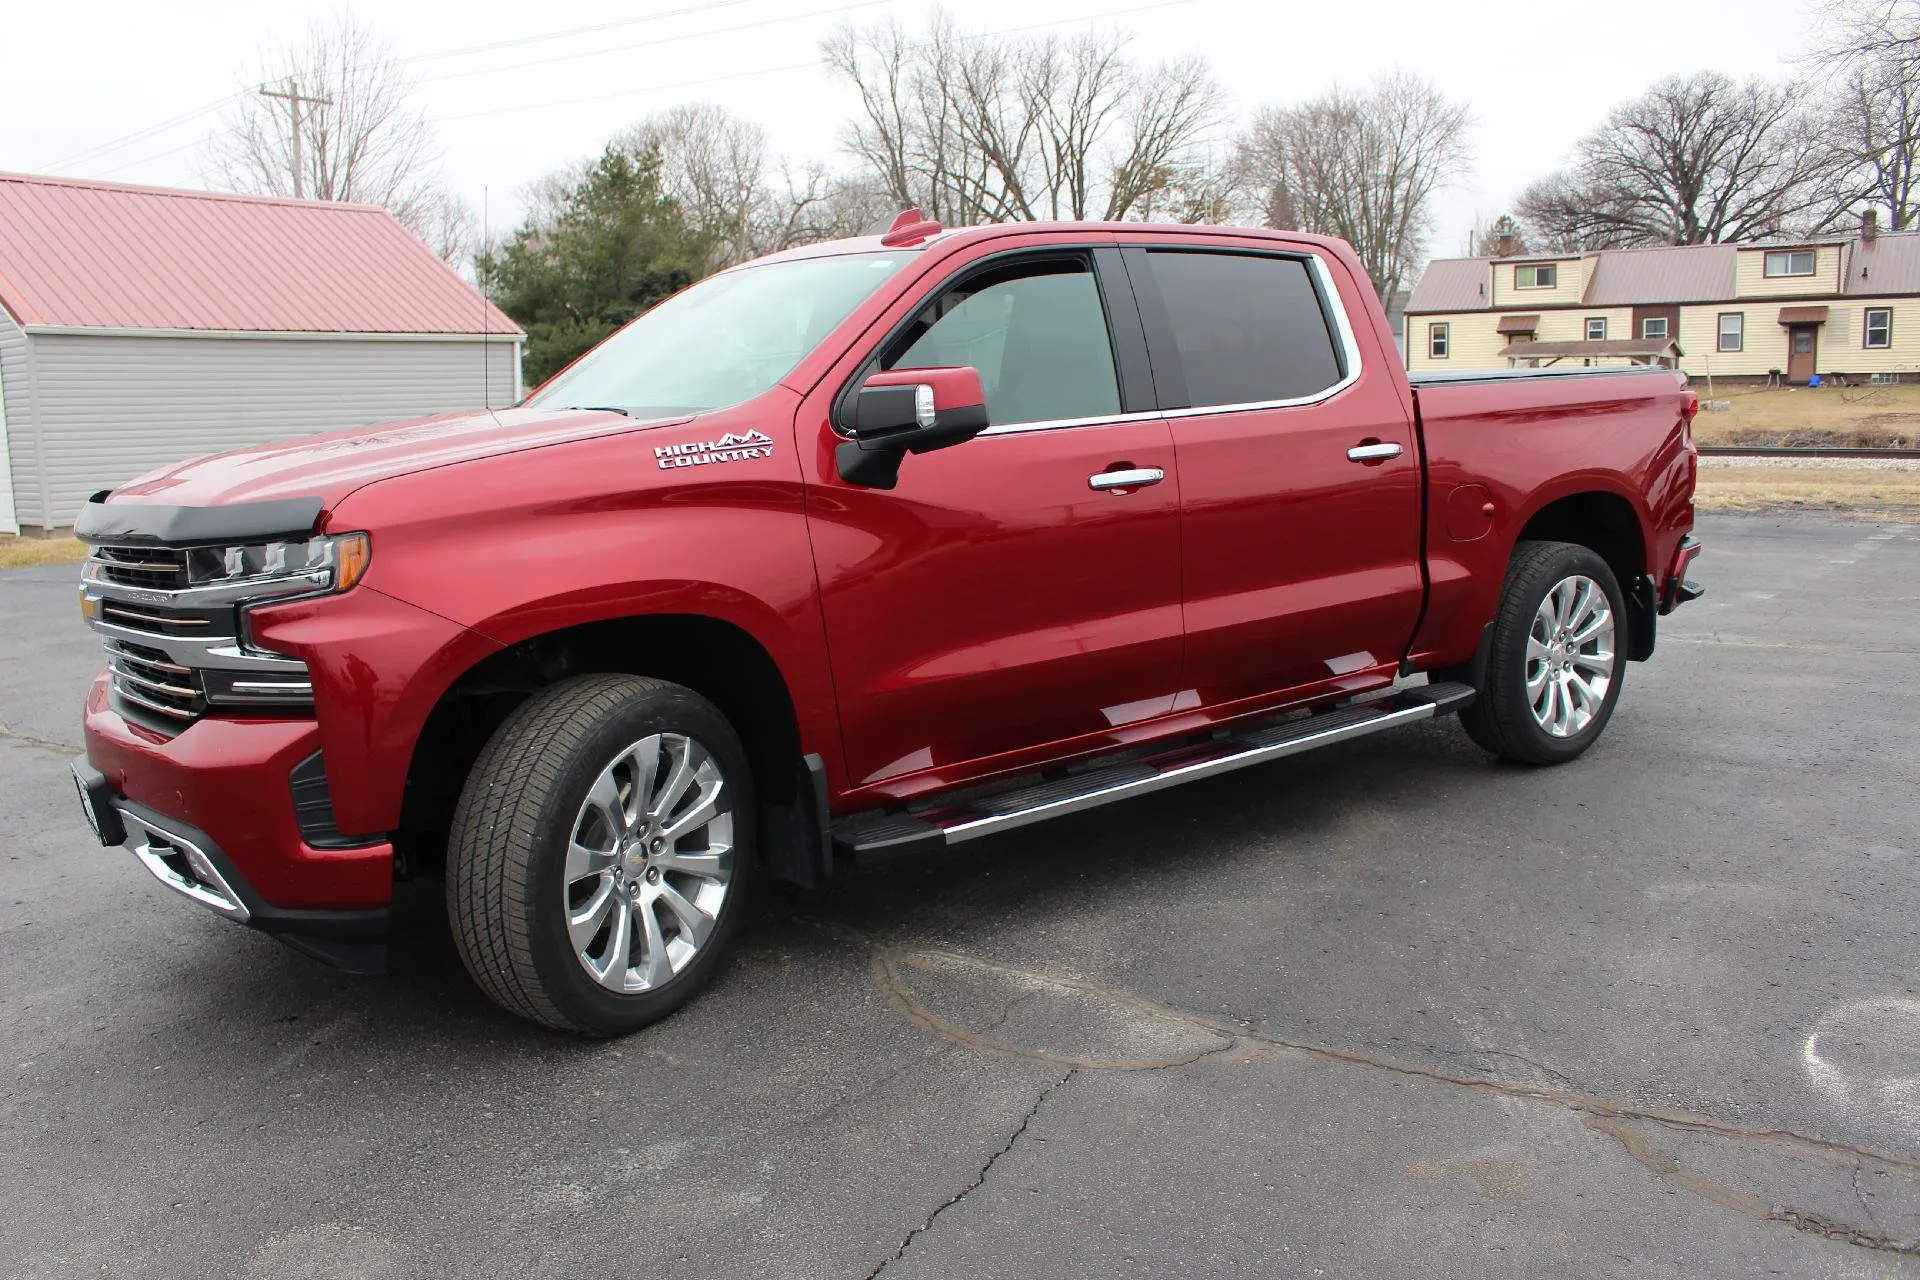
[71, 213, 1702, 1034]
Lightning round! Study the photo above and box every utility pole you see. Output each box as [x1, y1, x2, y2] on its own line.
[259, 78, 332, 200]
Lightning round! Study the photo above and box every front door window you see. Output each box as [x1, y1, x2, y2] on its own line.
[884, 258, 1121, 428]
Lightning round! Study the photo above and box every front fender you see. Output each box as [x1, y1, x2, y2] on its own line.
[323, 395, 840, 786]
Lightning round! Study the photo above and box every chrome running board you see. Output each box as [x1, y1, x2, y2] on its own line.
[833, 682, 1475, 858]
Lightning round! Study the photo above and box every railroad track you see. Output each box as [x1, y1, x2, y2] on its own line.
[1698, 445, 1920, 460]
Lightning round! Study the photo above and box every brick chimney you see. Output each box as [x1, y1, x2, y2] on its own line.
[1494, 232, 1518, 258]
[1863, 208, 1879, 243]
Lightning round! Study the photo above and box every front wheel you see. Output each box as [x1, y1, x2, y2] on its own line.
[1458, 540, 1627, 766]
[446, 675, 755, 1035]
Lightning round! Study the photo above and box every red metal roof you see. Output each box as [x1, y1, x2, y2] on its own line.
[0, 172, 521, 336]
[1405, 257, 1493, 312]
[1580, 243, 1736, 306]
[1846, 231, 1920, 294]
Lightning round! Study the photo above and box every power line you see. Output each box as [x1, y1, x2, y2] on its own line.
[414, 0, 895, 86]
[39, 91, 244, 171]
[403, 0, 764, 64]
[72, 0, 1207, 182]
[434, 0, 1204, 124]
[35, 0, 766, 175]
[87, 135, 213, 180]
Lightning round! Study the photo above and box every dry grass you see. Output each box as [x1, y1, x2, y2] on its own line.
[1692, 384, 1920, 447]
[0, 536, 88, 570]
[1694, 465, 1920, 520]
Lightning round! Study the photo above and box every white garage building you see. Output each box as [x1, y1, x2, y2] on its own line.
[0, 172, 523, 534]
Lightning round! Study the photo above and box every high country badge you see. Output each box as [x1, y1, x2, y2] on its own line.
[655, 430, 775, 469]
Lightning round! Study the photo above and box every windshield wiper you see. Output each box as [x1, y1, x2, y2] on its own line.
[555, 405, 631, 416]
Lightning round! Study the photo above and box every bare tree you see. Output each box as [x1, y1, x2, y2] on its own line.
[1238, 71, 1472, 305]
[1471, 213, 1531, 257]
[205, 14, 471, 261]
[1806, 1, 1920, 230]
[822, 10, 1228, 226]
[1514, 72, 1849, 249]
[1831, 58, 1920, 230]
[621, 105, 772, 267]
[614, 105, 897, 267]
[1808, 0, 1920, 65]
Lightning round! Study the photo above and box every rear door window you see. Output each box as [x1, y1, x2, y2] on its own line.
[1137, 251, 1346, 409]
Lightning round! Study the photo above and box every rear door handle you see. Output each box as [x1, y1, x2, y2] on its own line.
[1088, 467, 1166, 491]
[1347, 442, 1403, 462]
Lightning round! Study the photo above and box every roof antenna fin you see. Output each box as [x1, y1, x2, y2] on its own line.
[877, 207, 943, 248]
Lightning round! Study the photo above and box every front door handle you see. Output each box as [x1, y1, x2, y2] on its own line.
[1347, 442, 1404, 463]
[1088, 467, 1166, 492]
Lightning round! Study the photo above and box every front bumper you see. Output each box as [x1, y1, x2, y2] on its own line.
[78, 675, 391, 971]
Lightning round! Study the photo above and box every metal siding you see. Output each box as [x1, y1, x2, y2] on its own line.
[1735, 244, 1847, 299]
[25, 334, 520, 527]
[1682, 298, 1918, 378]
[0, 309, 29, 532]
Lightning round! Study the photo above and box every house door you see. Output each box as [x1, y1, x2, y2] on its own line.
[1787, 326, 1818, 384]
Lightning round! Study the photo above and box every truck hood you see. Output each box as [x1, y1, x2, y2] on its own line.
[105, 407, 691, 515]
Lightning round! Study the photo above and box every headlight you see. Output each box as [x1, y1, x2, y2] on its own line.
[183, 532, 371, 596]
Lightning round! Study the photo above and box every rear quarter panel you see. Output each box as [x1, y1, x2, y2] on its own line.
[1409, 370, 1697, 669]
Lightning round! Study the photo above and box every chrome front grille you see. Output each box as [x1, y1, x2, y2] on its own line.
[98, 599, 221, 636]
[82, 543, 313, 731]
[92, 545, 190, 590]
[103, 639, 205, 721]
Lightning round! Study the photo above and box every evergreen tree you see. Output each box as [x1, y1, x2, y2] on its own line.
[486, 146, 710, 386]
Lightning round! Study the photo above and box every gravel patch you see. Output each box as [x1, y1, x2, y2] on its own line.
[1698, 454, 1920, 471]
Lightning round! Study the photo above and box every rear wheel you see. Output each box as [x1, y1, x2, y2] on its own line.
[1458, 540, 1626, 766]
[447, 674, 755, 1035]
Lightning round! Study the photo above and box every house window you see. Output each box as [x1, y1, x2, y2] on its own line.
[1763, 250, 1816, 278]
[1429, 322, 1450, 359]
[1515, 264, 1557, 289]
[1585, 317, 1607, 341]
[1865, 307, 1893, 350]
[1718, 312, 1744, 352]
[1641, 316, 1670, 341]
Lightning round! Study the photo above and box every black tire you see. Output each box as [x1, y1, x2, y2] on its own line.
[1457, 540, 1628, 766]
[446, 674, 756, 1035]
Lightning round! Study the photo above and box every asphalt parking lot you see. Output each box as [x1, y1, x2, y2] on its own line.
[3, 510, 1917, 1278]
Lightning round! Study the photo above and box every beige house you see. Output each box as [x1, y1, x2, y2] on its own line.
[1404, 219, 1918, 386]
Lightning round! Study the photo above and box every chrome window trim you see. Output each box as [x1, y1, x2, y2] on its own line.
[981, 250, 1363, 437]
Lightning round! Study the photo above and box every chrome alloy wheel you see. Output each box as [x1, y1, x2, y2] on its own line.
[563, 733, 734, 993]
[1527, 574, 1617, 738]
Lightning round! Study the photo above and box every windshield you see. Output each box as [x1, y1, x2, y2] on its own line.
[526, 251, 913, 417]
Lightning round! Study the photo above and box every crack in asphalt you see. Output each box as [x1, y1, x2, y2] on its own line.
[1851, 1159, 1884, 1237]
[0, 720, 80, 758]
[864, 1067, 1076, 1279]
[834, 927, 1920, 1259]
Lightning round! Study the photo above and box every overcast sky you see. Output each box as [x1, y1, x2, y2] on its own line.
[4, 0, 1827, 264]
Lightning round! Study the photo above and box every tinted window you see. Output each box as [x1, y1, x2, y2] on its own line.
[886, 258, 1120, 427]
[1143, 252, 1344, 408]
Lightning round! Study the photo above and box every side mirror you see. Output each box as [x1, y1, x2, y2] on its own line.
[836, 367, 989, 489]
